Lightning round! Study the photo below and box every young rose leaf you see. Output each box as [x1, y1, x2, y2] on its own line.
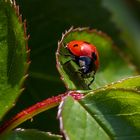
[0, 0, 29, 120]
[106, 75, 140, 92]
[1, 129, 62, 140]
[56, 28, 136, 90]
[58, 90, 140, 140]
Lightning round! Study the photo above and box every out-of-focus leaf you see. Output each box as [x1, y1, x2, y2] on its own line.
[103, 0, 140, 70]
[0, 0, 29, 120]
[1, 129, 62, 140]
[57, 28, 136, 90]
[59, 90, 140, 140]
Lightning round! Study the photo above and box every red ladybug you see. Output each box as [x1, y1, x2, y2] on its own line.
[66, 40, 99, 75]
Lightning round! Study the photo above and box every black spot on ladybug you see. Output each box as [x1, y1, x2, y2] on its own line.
[92, 52, 97, 60]
[84, 41, 90, 44]
[73, 44, 78, 47]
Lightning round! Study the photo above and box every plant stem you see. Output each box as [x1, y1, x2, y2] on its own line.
[0, 91, 84, 135]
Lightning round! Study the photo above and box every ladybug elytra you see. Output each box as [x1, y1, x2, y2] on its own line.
[66, 40, 99, 74]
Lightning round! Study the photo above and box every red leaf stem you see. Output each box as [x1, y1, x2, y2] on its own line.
[0, 91, 84, 135]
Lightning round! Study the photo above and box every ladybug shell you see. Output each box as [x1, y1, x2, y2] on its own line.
[66, 40, 99, 71]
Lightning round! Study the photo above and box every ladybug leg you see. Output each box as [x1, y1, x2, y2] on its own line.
[63, 59, 73, 65]
[62, 55, 76, 66]
[64, 54, 72, 57]
[59, 52, 71, 57]
[74, 68, 82, 75]
[59, 52, 76, 60]
[87, 76, 95, 87]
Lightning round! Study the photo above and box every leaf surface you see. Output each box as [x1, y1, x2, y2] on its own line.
[0, 0, 29, 120]
[57, 28, 136, 90]
[59, 89, 140, 140]
[1, 129, 62, 140]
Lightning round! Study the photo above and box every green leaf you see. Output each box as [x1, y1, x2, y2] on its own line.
[103, 0, 140, 70]
[12, 0, 140, 133]
[0, 0, 29, 120]
[59, 90, 140, 140]
[13, 0, 131, 132]
[57, 28, 136, 90]
[1, 129, 62, 140]
[106, 75, 140, 91]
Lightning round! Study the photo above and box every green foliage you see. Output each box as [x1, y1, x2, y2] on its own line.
[9, 0, 122, 133]
[106, 76, 140, 91]
[60, 89, 140, 140]
[0, 0, 28, 120]
[103, 0, 140, 69]
[0, 0, 140, 139]
[1, 129, 62, 140]
[57, 28, 136, 90]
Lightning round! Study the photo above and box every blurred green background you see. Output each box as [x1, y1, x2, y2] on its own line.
[3, 0, 140, 134]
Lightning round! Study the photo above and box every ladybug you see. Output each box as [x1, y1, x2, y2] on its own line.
[66, 40, 99, 86]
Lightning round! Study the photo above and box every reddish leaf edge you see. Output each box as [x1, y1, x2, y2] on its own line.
[10, 0, 31, 72]
[6, 0, 31, 91]
[56, 27, 111, 90]
[57, 89, 140, 140]
[1, 0, 31, 122]
[11, 0, 31, 85]
[0, 91, 84, 136]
